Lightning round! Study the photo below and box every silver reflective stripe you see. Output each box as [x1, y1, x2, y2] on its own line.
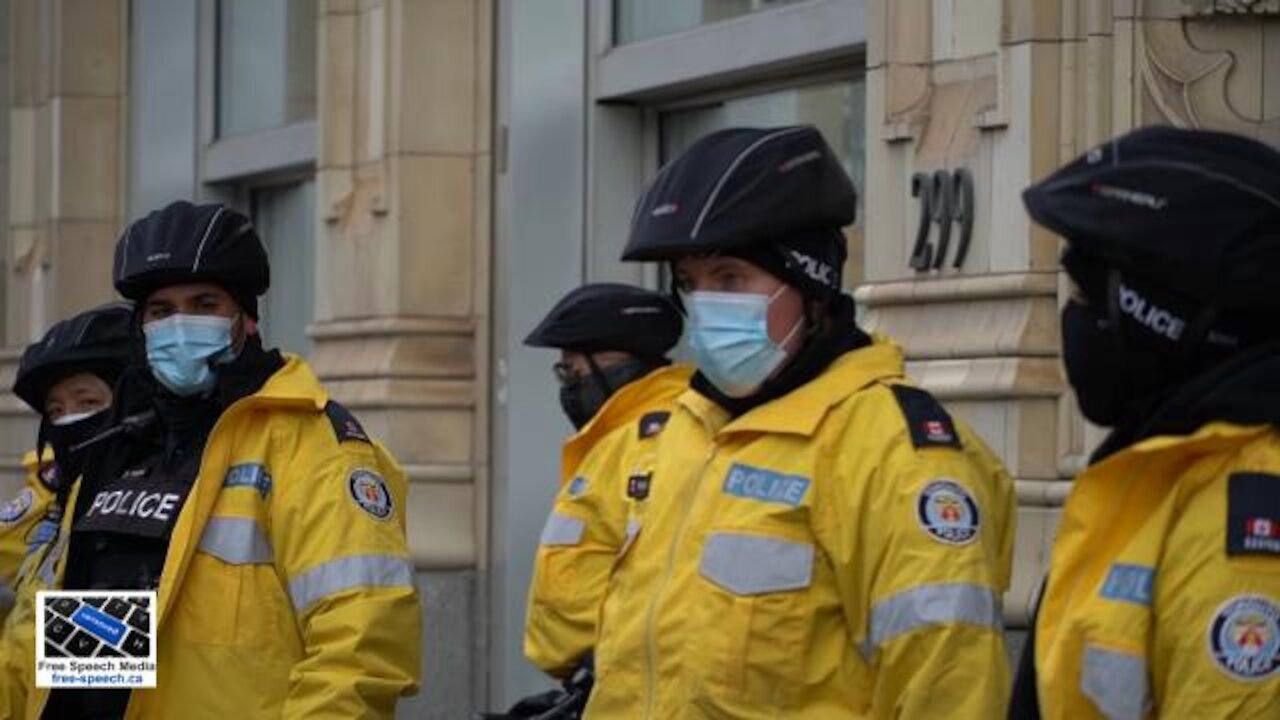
[699, 532, 814, 595]
[1082, 645, 1150, 720]
[0, 581, 13, 611]
[864, 583, 1002, 657]
[197, 516, 273, 565]
[39, 533, 69, 586]
[540, 512, 585, 547]
[288, 554, 414, 612]
[620, 518, 641, 556]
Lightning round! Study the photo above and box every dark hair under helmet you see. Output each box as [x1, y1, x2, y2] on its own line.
[113, 201, 269, 318]
[13, 301, 134, 413]
[524, 283, 683, 358]
[623, 125, 856, 299]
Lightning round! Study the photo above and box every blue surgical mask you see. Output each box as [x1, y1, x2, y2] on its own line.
[683, 286, 803, 398]
[143, 314, 238, 396]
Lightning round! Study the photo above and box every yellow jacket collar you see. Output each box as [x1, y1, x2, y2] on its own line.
[571, 364, 694, 442]
[681, 339, 906, 438]
[235, 353, 329, 412]
[1104, 420, 1273, 461]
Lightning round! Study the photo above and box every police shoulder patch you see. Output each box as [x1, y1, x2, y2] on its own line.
[348, 469, 393, 521]
[1207, 595, 1280, 680]
[1227, 473, 1280, 558]
[567, 476, 589, 498]
[325, 401, 371, 445]
[0, 488, 34, 524]
[638, 412, 671, 440]
[889, 385, 962, 450]
[916, 479, 980, 545]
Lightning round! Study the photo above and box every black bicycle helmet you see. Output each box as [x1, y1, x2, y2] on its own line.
[525, 283, 682, 358]
[1023, 125, 1280, 311]
[13, 301, 134, 413]
[113, 201, 269, 317]
[623, 125, 855, 297]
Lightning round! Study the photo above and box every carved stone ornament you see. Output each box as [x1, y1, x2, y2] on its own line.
[1139, 12, 1280, 144]
[1183, 0, 1280, 14]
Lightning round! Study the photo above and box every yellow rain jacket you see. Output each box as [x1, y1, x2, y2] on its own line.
[586, 339, 1016, 719]
[1036, 421, 1280, 719]
[0, 355, 421, 719]
[524, 364, 693, 677]
[0, 452, 58, 621]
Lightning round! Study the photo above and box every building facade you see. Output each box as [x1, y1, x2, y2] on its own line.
[0, 0, 1275, 716]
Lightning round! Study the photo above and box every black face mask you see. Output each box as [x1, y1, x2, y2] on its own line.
[41, 409, 112, 488]
[559, 359, 663, 430]
[1061, 300, 1131, 426]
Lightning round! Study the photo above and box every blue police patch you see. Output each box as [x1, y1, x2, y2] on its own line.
[1100, 564, 1155, 606]
[1208, 595, 1280, 680]
[916, 479, 980, 545]
[223, 463, 273, 498]
[722, 464, 810, 507]
[567, 476, 589, 498]
[0, 488, 33, 524]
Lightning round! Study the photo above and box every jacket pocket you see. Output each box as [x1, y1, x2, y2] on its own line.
[175, 516, 282, 648]
[693, 531, 815, 706]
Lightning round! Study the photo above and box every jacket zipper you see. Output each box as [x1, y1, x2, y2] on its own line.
[643, 439, 719, 719]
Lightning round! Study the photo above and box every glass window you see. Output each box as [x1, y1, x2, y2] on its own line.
[217, 0, 317, 138]
[615, 0, 809, 44]
[660, 79, 866, 288]
[251, 180, 315, 356]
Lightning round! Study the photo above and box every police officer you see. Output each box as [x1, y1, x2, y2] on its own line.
[0, 302, 133, 620]
[510, 284, 687, 714]
[585, 126, 1017, 718]
[5, 201, 421, 719]
[1012, 127, 1280, 718]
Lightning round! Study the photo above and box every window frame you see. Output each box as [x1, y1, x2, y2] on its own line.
[582, 0, 866, 291]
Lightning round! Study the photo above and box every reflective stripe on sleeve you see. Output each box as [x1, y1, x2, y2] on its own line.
[1081, 645, 1150, 720]
[288, 554, 415, 613]
[197, 516, 274, 565]
[540, 512, 585, 547]
[863, 582, 1002, 657]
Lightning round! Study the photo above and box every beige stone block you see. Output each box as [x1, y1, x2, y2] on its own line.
[393, 154, 475, 317]
[932, 0, 956, 60]
[1114, 0, 1137, 18]
[1003, 0, 1067, 43]
[319, 11, 358, 169]
[365, 406, 474, 466]
[1087, 0, 1116, 35]
[1007, 506, 1062, 626]
[52, 0, 124, 97]
[324, 0, 358, 14]
[51, 97, 121, 220]
[951, 0, 1002, 58]
[317, 162, 395, 319]
[388, 0, 479, 155]
[9, 108, 38, 227]
[309, 319, 476, 381]
[866, 0, 887, 67]
[405, 481, 476, 568]
[1113, 19, 1138, 131]
[887, 0, 931, 64]
[1009, 399, 1061, 479]
[1134, 0, 1194, 19]
[1082, 35, 1115, 148]
[48, 221, 118, 317]
[354, 4, 388, 165]
[473, 0, 494, 155]
[11, 0, 47, 107]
